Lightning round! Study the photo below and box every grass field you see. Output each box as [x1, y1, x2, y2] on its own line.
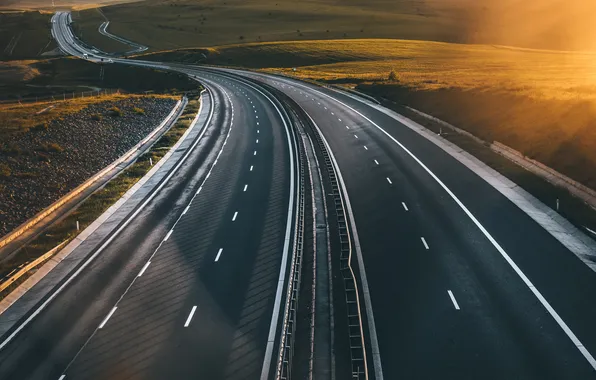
[0, 57, 197, 102]
[143, 39, 596, 100]
[144, 38, 596, 190]
[74, 0, 596, 53]
[0, 57, 198, 138]
[70, 8, 132, 53]
[0, 0, 140, 11]
[0, 11, 56, 60]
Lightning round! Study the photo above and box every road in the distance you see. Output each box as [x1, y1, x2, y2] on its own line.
[251, 74, 596, 379]
[0, 69, 295, 379]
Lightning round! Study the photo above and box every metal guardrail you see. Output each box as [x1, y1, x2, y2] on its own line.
[405, 105, 596, 210]
[304, 108, 367, 379]
[0, 241, 68, 293]
[492, 142, 596, 209]
[278, 107, 307, 380]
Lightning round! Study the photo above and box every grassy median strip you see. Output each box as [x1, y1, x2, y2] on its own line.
[0, 94, 201, 300]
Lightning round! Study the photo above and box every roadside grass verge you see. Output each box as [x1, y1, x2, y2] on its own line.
[395, 104, 596, 235]
[0, 94, 201, 300]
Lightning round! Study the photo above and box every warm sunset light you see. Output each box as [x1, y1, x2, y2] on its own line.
[2, 2, 596, 380]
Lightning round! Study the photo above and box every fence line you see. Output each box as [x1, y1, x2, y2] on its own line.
[0, 88, 123, 106]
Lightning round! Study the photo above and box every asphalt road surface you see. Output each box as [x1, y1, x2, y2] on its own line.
[0, 39, 297, 379]
[2, 10, 596, 380]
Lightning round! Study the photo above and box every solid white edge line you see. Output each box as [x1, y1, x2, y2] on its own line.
[448, 290, 460, 310]
[98, 306, 117, 329]
[184, 305, 197, 327]
[285, 78, 596, 371]
[215, 248, 223, 262]
[164, 230, 173, 241]
[182, 204, 190, 215]
[137, 261, 151, 277]
[421, 237, 429, 250]
[0, 87, 215, 352]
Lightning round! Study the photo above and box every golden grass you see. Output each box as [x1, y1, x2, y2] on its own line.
[255, 39, 596, 100]
[0, 61, 41, 83]
[0, 94, 177, 137]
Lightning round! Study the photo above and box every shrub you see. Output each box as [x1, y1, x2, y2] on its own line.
[32, 122, 49, 132]
[108, 106, 123, 117]
[133, 107, 145, 115]
[0, 163, 11, 178]
[45, 143, 64, 153]
[388, 70, 399, 81]
[91, 113, 103, 121]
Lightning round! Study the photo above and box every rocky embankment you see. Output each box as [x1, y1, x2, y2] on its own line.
[0, 96, 178, 237]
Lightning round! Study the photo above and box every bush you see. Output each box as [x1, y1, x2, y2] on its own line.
[91, 113, 103, 121]
[32, 122, 49, 132]
[388, 70, 399, 81]
[0, 163, 11, 178]
[108, 106, 123, 117]
[45, 143, 64, 153]
[133, 107, 145, 115]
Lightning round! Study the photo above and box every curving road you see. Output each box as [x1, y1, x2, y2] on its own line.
[1, 16, 299, 379]
[1, 10, 596, 380]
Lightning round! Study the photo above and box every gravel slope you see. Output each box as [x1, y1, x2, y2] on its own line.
[0, 96, 177, 237]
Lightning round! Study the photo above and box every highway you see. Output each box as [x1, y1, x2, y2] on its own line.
[1, 15, 299, 379]
[1, 10, 596, 380]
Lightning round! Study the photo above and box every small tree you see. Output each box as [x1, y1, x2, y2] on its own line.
[388, 70, 399, 81]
